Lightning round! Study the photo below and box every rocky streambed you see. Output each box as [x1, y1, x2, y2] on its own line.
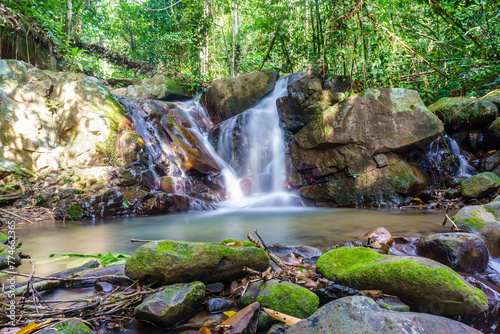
[2, 196, 500, 333]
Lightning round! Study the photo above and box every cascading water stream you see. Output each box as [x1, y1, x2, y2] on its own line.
[117, 76, 299, 208]
[427, 134, 476, 177]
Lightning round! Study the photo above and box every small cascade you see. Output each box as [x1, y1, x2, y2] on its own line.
[427, 135, 476, 177]
[447, 136, 475, 177]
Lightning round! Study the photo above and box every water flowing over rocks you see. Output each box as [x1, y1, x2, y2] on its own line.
[201, 70, 277, 125]
[453, 196, 500, 256]
[417, 233, 489, 273]
[316, 247, 488, 316]
[124, 240, 270, 284]
[284, 296, 481, 334]
[134, 281, 205, 328]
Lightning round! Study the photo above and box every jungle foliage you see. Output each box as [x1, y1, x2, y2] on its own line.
[2, 0, 500, 101]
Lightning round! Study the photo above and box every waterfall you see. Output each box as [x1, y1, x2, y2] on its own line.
[446, 135, 475, 177]
[117, 76, 299, 209]
[427, 135, 475, 177]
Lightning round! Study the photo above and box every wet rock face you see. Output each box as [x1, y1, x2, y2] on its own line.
[239, 279, 319, 318]
[316, 247, 488, 316]
[417, 233, 489, 273]
[134, 282, 205, 328]
[285, 296, 481, 334]
[201, 70, 277, 125]
[290, 88, 442, 207]
[124, 240, 270, 284]
[484, 117, 500, 151]
[428, 97, 498, 131]
[453, 196, 500, 257]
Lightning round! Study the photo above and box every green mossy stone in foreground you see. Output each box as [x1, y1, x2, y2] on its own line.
[135, 281, 205, 328]
[316, 247, 487, 316]
[125, 240, 270, 283]
[460, 172, 500, 198]
[239, 279, 319, 318]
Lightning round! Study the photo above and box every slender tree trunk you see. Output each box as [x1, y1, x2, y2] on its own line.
[66, 0, 73, 41]
[232, 1, 239, 76]
[358, 12, 367, 88]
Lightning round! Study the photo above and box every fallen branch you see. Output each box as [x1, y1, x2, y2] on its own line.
[0, 208, 34, 224]
[247, 230, 287, 271]
[262, 307, 302, 326]
[130, 238, 154, 243]
[365, 11, 450, 79]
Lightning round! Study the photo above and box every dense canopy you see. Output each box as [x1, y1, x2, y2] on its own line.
[2, 0, 500, 101]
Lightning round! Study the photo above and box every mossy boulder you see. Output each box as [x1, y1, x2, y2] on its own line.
[460, 172, 500, 198]
[428, 97, 497, 131]
[201, 70, 277, 124]
[125, 240, 270, 284]
[134, 281, 205, 328]
[0, 232, 7, 243]
[284, 296, 481, 334]
[453, 196, 500, 256]
[316, 247, 488, 316]
[417, 233, 489, 273]
[239, 279, 319, 318]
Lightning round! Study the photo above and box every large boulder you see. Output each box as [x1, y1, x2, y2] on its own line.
[0, 59, 127, 173]
[125, 240, 270, 283]
[135, 281, 205, 328]
[460, 172, 500, 198]
[453, 196, 500, 256]
[201, 71, 277, 125]
[239, 279, 319, 318]
[428, 97, 497, 131]
[290, 89, 442, 206]
[417, 233, 489, 273]
[285, 296, 481, 334]
[316, 247, 488, 316]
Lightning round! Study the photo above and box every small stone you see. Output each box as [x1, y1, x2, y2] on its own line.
[445, 188, 461, 199]
[135, 281, 205, 328]
[417, 233, 489, 273]
[376, 296, 410, 312]
[206, 298, 231, 313]
[206, 282, 224, 294]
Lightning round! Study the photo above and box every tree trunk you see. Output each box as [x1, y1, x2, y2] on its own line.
[66, 0, 72, 41]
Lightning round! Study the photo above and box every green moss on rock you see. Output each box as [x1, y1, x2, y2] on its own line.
[66, 203, 84, 220]
[316, 247, 487, 316]
[460, 172, 500, 198]
[240, 279, 319, 318]
[125, 239, 270, 283]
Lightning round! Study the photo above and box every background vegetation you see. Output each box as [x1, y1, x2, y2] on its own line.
[2, 0, 500, 102]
